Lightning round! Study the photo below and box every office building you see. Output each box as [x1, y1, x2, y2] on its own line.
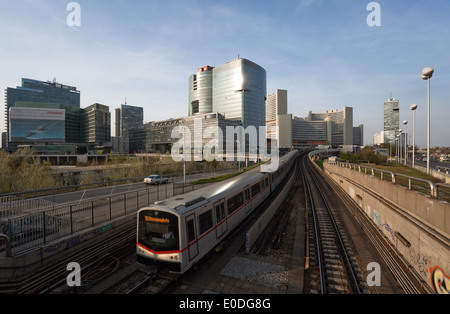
[212, 58, 266, 131]
[4, 78, 80, 151]
[113, 104, 144, 153]
[12, 101, 84, 144]
[373, 131, 385, 145]
[353, 125, 364, 146]
[189, 66, 214, 116]
[189, 58, 267, 132]
[307, 107, 354, 146]
[281, 107, 361, 150]
[265, 89, 291, 149]
[291, 117, 328, 148]
[115, 104, 144, 138]
[142, 112, 240, 155]
[82, 103, 111, 146]
[384, 97, 400, 144]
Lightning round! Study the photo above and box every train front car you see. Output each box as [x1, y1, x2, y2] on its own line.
[136, 208, 182, 272]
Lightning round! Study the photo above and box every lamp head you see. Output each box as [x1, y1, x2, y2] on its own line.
[422, 67, 434, 79]
[410, 104, 418, 111]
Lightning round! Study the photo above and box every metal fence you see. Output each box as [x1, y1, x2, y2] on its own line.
[330, 161, 450, 202]
[0, 181, 207, 257]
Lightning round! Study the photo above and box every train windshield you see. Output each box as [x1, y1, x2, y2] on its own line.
[138, 210, 179, 252]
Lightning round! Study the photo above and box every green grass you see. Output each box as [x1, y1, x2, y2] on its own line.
[192, 162, 262, 184]
[314, 160, 324, 170]
[373, 162, 442, 183]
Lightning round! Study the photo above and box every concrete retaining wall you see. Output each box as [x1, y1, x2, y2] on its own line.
[324, 162, 450, 294]
[0, 213, 136, 293]
[245, 165, 296, 254]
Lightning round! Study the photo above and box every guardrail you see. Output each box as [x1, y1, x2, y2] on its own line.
[436, 166, 450, 175]
[0, 181, 207, 257]
[329, 161, 450, 202]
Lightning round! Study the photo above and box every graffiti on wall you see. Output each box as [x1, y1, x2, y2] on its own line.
[372, 209, 396, 243]
[429, 266, 449, 294]
[38, 224, 113, 257]
[372, 209, 450, 294]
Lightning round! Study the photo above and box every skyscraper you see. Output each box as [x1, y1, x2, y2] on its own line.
[188, 58, 267, 131]
[82, 103, 111, 145]
[266, 89, 289, 148]
[212, 58, 266, 131]
[189, 66, 213, 116]
[384, 97, 400, 144]
[4, 78, 80, 151]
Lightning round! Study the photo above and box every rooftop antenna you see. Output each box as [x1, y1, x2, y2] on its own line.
[125, 98, 127, 105]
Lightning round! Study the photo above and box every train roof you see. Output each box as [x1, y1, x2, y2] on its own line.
[260, 150, 298, 173]
[147, 150, 298, 215]
[150, 171, 265, 214]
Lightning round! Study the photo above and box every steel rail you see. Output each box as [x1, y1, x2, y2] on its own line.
[323, 168, 430, 294]
[302, 155, 363, 294]
[305, 158, 362, 294]
[301, 157, 327, 293]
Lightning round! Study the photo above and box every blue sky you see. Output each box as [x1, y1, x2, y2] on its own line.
[0, 0, 449, 147]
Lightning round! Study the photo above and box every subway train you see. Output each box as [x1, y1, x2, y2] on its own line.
[136, 150, 299, 274]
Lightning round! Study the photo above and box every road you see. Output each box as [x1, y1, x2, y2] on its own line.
[40, 169, 237, 205]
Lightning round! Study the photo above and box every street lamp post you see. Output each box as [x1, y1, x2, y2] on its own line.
[403, 120, 408, 165]
[422, 67, 434, 175]
[398, 129, 402, 163]
[410, 104, 418, 168]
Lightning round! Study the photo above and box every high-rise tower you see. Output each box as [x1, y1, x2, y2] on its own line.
[384, 97, 400, 144]
[188, 58, 267, 131]
[189, 66, 214, 116]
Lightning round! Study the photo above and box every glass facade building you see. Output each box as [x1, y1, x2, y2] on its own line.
[141, 112, 240, 155]
[212, 58, 266, 131]
[189, 66, 214, 116]
[189, 58, 267, 133]
[384, 97, 400, 144]
[82, 103, 111, 145]
[115, 104, 144, 138]
[4, 78, 80, 151]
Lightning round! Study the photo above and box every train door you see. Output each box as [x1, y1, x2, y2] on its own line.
[244, 185, 251, 213]
[214, 199, 227, 239]
[185, 214, 198, 261]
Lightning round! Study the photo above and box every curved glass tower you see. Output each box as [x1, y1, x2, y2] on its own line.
[212, 58, 266, 130]
[189, 66, 213, 116]
[188, 58, 267, 130]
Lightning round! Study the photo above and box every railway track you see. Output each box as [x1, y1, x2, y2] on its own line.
[323, 166, 431, 294]
[301, 155, 367, 294]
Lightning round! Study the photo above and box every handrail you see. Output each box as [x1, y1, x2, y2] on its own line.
[436, 183, 450, 199]
[0, 234, 11, 257]
[331, 161, 437, 198]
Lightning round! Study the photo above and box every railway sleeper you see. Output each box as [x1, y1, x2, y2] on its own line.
[328, 284, 349, 294]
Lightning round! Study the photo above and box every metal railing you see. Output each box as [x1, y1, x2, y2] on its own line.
[0, 181, 206, 257]
[329, 161, 450, 201]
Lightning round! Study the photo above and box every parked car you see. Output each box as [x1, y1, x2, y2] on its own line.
[144, 175, 169, 185]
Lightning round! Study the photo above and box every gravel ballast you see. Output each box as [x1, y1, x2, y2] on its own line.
[220, 256, 289, 290]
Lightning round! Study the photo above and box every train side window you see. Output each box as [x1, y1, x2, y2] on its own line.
[227, 192, 244, 214]
[251, 183, 261, 196]
[215, 203, 226, 223]
[245, 188, 250, 201]
[265, 177, 269, 186]
[199, 210, 213, 235]
[186, 219, 196, 243]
